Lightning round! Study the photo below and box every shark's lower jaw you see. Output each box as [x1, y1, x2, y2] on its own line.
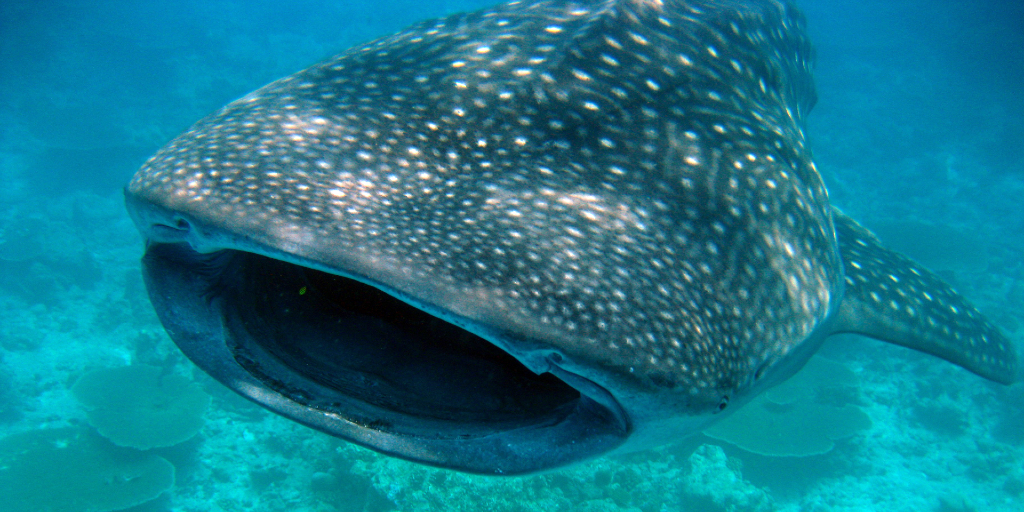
[140, 242, 629, 475]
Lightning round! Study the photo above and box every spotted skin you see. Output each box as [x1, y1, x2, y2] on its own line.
[126, 0, 1018, 474]
[130, 0, 833, 394]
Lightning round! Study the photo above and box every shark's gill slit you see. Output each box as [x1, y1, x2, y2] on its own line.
[216, 249, 587, 429]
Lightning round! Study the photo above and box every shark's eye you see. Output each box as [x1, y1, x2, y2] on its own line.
[716, 396, 730, 412]
[754, 361, 770, 381]
[145, 217, 192, 242]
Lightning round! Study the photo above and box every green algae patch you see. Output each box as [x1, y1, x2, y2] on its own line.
[72, 365, 210, 449]
[0, 427, 174, 512]
[704, 357, 871, 457]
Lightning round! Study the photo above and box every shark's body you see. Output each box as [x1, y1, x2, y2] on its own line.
[126, 0, 1017, 474]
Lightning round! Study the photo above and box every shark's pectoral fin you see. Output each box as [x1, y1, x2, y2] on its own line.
[829, 209, 1018, 384]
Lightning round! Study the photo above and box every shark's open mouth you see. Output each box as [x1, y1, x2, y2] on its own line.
[140, 241, 628, 474]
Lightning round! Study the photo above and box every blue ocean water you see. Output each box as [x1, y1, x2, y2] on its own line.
[0, 0, 1022, 510]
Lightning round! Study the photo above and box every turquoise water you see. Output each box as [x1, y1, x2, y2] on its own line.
[1, 1, 1022, 511]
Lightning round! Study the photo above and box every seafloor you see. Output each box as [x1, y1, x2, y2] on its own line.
[0, 0, 1022, 511]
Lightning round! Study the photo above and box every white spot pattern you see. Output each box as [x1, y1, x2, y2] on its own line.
[129, 0, 856, 410]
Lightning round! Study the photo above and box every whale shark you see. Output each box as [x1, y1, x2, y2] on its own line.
[125, 0, 1018, 474]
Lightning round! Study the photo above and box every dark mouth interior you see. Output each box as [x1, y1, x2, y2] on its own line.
[141, 241, 630, 472]
[221, 250, 582, 432]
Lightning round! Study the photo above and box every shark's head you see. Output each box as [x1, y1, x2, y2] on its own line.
[126, 0, 1016, 475]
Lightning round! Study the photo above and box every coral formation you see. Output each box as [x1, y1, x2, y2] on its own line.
[992, 383, 1024, 444]
[0, 427, 174, 512]
[683, 444, 775, 512]
[71, 364, 210, 449]
[349, 435, 772, 512]
[0, 207, 102, 304]
[704, 357, 871, 456]
[0, 356, 23, 423]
